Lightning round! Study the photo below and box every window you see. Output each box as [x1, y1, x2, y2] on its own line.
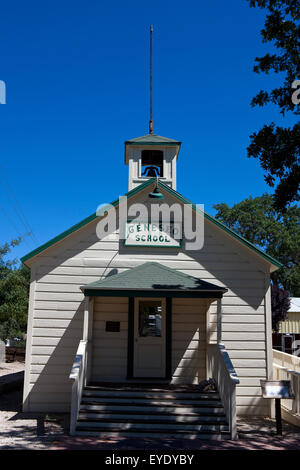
[138, 300, 162, 337]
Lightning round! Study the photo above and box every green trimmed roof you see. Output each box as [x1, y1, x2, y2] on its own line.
[80, 262, 227, 296]
[125, 134, 181, 145]
[20, 177, 283, 270]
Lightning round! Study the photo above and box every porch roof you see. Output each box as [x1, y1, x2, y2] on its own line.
[80, 262, 227, 298]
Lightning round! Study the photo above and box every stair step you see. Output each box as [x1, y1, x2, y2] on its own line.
[81, 397, 222, 407]
[87, 383, 214, 391]
[82, 390, 220, 400]
[76, 421, 229, 433]
[79, 404, 225, 415]
[76, 383, 229, 440]
[74, 430, 231, 440]
[85, 384, 218, 393]
[78, 412, 228, 424]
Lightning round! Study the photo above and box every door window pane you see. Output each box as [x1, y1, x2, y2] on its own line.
[139, 301, 162, 337]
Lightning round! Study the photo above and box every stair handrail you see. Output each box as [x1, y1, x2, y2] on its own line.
[69, 339, 88, 435]
[207, 343, 239, 440]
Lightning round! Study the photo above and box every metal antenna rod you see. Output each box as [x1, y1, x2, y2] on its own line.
[149, 24, 153, 135]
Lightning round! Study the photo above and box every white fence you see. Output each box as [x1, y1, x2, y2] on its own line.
[273, 349, 300, 372]
[273, 349, 300, 426]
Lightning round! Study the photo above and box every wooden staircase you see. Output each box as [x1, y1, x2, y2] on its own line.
[73, 382, 231, 440]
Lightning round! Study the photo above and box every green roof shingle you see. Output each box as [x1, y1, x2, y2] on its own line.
[81, 262, 227, 297]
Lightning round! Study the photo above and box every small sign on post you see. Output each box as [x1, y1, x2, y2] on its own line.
[260, 380, 295, 436]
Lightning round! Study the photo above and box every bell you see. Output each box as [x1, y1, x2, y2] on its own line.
[142, 166, 160, 177]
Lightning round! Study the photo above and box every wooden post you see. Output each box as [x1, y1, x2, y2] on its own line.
[83, 297, 89, 341]
[275, 398, 283, 436]
[217, 298, 222, 344]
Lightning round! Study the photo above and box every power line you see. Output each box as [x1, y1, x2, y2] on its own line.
[0, 204, 33, 251]
[0, 164, 39, 244]
[0, 165, 39, 247]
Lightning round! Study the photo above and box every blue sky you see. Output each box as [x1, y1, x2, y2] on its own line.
[0, 0, 296, 262]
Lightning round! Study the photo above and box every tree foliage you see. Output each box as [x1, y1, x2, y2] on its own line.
[247, 0, 300, 209]
[213, 194, 300, 296]
[0, 239, 30, 342]
[271, 284, 291, 332]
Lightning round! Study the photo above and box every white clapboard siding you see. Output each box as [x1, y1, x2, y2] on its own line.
[24, 197, 271, 416]
[31, 337, 80, 347]
[37, 273, 264, 287]
[91, 297, 128, 382]
[229, 350, 266, 359]
[36, 258, 253, 271]
[210, 314, 265, 324]
[209, 323, 265, 332]
[33, 319, 83, 329]
[171, 299, 207, 384]
[31, 346, 77, 356]
[28, 383, 71, 394]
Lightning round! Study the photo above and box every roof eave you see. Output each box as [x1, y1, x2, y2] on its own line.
[21, 177, 283, 271]
[81, 287, 227, 298]
[21, 178, 156, 266]
[80, 286, 227, 293]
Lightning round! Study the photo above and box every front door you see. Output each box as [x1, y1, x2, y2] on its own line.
[133, 298, 166, 378]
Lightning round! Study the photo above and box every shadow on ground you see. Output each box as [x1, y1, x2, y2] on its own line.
[0, 377, 300, 450]
[0, 386, 69, 449]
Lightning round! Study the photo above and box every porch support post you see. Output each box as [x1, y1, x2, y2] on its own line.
[83, 296, 94, 384]
[83, 297, 89, 341]
[166, 297, 172, 380]
[217, 298, 222, 344]
[127, 297, 134, 379]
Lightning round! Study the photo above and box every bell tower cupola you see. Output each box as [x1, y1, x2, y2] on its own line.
[125, 134, 181, 191]
[125, 25, 181, 191]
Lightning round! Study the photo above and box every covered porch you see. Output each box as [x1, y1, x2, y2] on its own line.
[69, 262, 239, 439]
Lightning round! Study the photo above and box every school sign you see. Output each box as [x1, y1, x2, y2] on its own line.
[124, 222, 182, 247]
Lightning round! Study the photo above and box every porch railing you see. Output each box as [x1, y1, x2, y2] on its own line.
[273, 349, 300, 425]
[69, 340, 88, 435]
[273, 348, 300, 373]
[207, 343, 240, 440]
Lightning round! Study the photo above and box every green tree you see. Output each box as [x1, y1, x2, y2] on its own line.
[271, 284, 291, 332]
[247, 0, 300, 210]
[0, 239, 30, 342]
[213, 194, 300, 296]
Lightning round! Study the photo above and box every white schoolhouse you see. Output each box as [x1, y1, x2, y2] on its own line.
[21, 133, 282, 439]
